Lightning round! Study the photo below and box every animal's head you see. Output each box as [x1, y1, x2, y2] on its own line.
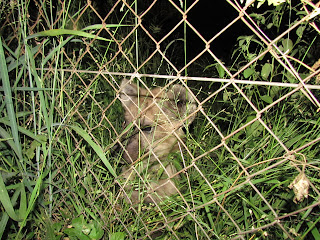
[119, 79, 197, 164]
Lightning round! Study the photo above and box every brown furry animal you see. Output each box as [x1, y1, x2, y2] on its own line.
[119, 79, 197, 204]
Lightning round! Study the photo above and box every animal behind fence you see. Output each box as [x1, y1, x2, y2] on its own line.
[118, 79, 197, 205]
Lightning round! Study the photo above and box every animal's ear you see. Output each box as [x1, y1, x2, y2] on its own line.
[164, 84, 197, 125]
[119, 79, 139, 123]
[119, 79, 138, 105]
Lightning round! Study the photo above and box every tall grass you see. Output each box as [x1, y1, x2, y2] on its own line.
[0, 0, 122, 238]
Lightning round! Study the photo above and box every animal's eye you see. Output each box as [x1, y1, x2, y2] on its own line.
[142, 126, 153, 132]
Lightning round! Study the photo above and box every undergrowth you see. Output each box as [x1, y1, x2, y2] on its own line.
[0, 0, 319, 239]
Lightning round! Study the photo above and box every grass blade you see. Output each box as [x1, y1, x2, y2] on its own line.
[0, 125, 20, 160]
[82, 24, 132, 30]
[68, 125, 117, 178]
[0, 38, 23, 161]
[26, 29, 113, 42]
[18, 182, 27, 221]
[0, 212, 9, 239]
[16, 174, 43, 239]
[0, 173, 21, 221]
[0, 119, 47, 144]
[301, 215, 320, 239]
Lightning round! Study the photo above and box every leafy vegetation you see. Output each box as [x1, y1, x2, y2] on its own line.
[0, 0, 319, 239]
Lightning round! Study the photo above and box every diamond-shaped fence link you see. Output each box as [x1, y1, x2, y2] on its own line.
[1, 0, 320, 239]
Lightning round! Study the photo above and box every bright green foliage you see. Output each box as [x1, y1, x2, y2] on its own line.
[0, 0, 319, 239]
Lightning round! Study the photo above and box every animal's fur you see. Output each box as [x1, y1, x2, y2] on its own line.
[119, 79, 196, 204]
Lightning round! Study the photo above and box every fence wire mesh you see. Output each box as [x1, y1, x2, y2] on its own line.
[1, 0, 320, 239]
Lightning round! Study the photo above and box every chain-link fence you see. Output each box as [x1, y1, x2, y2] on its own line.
[1, 0, 320, 239]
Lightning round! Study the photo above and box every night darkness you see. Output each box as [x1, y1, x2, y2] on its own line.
[187, 1, 250, 61]
[88, 0, 253, 64]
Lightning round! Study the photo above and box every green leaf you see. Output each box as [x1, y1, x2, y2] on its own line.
[68, 125, 117, 178]
[64, 228, 91, 240]
[223, 91, 231, 102]
[17, 174, 43, 237]
[0, 212, 9, 239]
[18, 182, 27, 221]
[0, 173, 21, 221]
[215, 64, 225, 78]
[261, 63, 272, 80]
[296, 26, 305, 39]
[0, 126, 20, 165]
[82, 24, 132, 31]
[0, 39, 23, 161]
[306, 217, 320, 239]
[282, 38, 293, 54]
[88, 222, 104, 240]
[267, 23, 273, 29]
[25, 139, 42, 160]
[64, 217, 94, 240]
[27, 29, 113, 42]
[109, 232, 126, 240]
[246, 117, 263, 138]
[0, 119, 47, 144]
[243, 67, 255, 78]
[270, 86, 280, 99]
[261, 95, 273, 104]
